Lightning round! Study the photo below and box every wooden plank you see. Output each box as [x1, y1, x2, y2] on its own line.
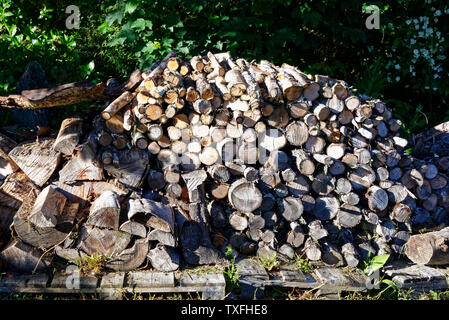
[0, 273, 49, 289]
[385, 265, 448, 291]
[126, 271, 175, 289]
[314, 267, 367, 292]
[179, 273, 225, 287]
[100, 272, 125, 289]
[236, 258, 269, 299]
[50, 273, 99, 290]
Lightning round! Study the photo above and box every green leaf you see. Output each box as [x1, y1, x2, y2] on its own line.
[131, 18, 146, 31]
[125, 2, 139, 14]
[364, 254, 390, 275]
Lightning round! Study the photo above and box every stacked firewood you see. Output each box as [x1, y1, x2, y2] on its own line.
[1, 50, 448, 274]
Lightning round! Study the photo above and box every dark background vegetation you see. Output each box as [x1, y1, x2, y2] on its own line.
[1, 0, 448, 135]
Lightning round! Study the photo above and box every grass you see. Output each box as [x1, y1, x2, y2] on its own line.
[68, 253, 108, 275]
[223, 246, 241, 296]
[293, 254, 312, 274]
[258, 253, 280, 271]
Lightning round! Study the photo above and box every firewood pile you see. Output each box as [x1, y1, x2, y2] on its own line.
[1, 50, 449, 274]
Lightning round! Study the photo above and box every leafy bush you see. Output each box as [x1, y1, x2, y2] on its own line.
[0, 0, 448, 133]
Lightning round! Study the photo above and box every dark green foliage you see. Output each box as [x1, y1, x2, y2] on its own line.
[1, 0, 448, 133]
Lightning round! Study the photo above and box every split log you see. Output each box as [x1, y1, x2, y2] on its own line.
[28, 185, 66, 229]
[53, 117, 83, 155]
[77, 226, 131, 257]
[179, 202, 221, 265]
[8, 138, 61, 187]
[128, 198, 175, 233]
[106, 238, 149, 271]
[119, 221, 147, 238]
[104, 149, 148, 189]
[0, 171, 38, 207]
[86, 191, 120, 230]
[59, 135, 103, 182]
[147, 229, 176, 247]
[147, 245, 180, 272]
[13, 190, 77, 249]
[0, 239, 50, 273]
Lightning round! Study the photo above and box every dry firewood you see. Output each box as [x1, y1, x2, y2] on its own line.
[286, 222, 305, 248]
[0, 81, 107, 110]
[119, 220, 147, 238]
[326, 143, 345, 160]
[286, 121, 309, 146]
[303, 237, 321, 261]
[405, 227, 449, 265]
[278, 196, 304, 222]
[77, 225, 131, 257]
[106, 238, 148, 271]
[321, 241, 345, 267]
[312, 173, 336, 196]
[147, 244, 180, 272]
[13, 189, 76, 250]
[53, 117, 83, 156]
[102, 91, 134, 120]
[128, 198, 175, 233]
[0, 239, 50, 273]
[307, 221, 328, 245]
[27, 185, 66, 229]
[348, 164, 376, 191]
[147, 229, 176, 247]
[337, 204, 362, 228]
[314, 196, 339, 221]
[59, 134, 103, 182]
[277, 71, 302, 101]
[86, 190, 120, 230]
[366, 186, 389, 212]
[304, 136, 326, 153]
[143, 50, 177, 89]
[190, 55, 204, 71]
[104, 149, 148, 189]
[390, 203, 411, 223]
[228, 178, 263, 213]
[9, 138, 61, 187]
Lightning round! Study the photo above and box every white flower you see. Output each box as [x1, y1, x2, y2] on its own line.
[411, 39, 416, 44]
[406, 20, 411, 25]
[412, 72, 416, 76]
[395, 76, 401, 82]
[435, 10, 442, 16]
[395, 64, 400, 70]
